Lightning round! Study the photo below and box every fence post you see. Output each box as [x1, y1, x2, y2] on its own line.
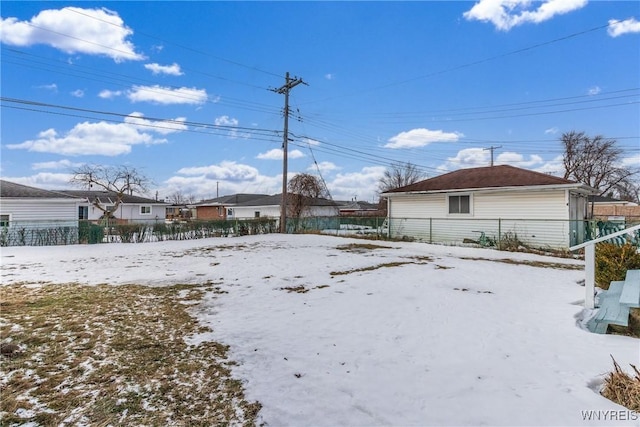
[585, 243, 595, 309]
[498, 218, 501, 250]
[429, 218, 433, 243]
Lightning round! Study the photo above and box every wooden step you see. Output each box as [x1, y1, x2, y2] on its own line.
[620, 270, 640, 308]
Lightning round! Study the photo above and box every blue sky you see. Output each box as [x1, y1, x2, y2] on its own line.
[1, 1, 639, 202]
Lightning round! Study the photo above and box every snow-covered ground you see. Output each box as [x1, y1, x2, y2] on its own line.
[2, 234, 639, 426]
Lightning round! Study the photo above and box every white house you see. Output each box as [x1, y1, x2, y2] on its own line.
[382, 165, 596, 249]
[193, 193, 339, 221]
[0, 180, 81, 245]
[59, 190, 168, 223]
[229, 194, 340, 220]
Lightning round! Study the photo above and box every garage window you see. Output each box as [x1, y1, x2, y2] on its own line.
[448, 195, 471, 214]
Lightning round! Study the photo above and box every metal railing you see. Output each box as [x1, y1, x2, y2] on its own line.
[569, 223, 640, 309]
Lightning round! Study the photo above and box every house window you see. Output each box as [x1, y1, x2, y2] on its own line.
[227, 208, 234, 217]
[0, 214, 10, 227]
[448, 195, 471, 214]
[255, 211, 260, 218]
[79, 206, 89, 220]
[140, 205, 152, 215]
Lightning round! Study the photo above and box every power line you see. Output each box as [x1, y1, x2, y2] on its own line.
[66, 7, 284, 79]
[301, 21, 616, 105]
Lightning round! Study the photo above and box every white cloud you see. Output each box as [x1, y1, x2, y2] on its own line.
[128, 85, 208, 105]
[71, 89, 84, 98]
[463, 0, 588, 31]
[177, 161, 261, 181]
[303, 137, 321, 146]
[214, 115, 239, 127]
[385, 128, 463, 149]
[544, 127, 559, 135]
[439, 148, 491, 171]
[124, 112, 188, 135]
[533, 155, 564, 176]
[36, 83, 58, 92]
[308, 161, 340, 173]
[325, 73, 334, 80]
[256, 148, 305, 160]
[144, 62, 184, 76]
[608, 17, 640, 37]
[496, 152, 543, 167]
[213, 115, 250, 139]
[165, 161, 282, 199]
[31, 159, 83, 170]
[98, 89, 122, 99]
[621, 154, 640, 168]
[7, 119, 167, 156]
[0, 7, 144, 62]
[588, 86, 601, 96]
[1, 173, 75, 190]
[327, 166, 387, 202]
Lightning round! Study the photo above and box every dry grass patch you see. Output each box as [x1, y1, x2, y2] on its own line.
[459, 257, 583, 270]
[0, 283, 260, 426]
[601, 357, 640, 411]
[330, 258, 432, 276]
[280, 284, 331, 293]
[336, 243, 395, 253]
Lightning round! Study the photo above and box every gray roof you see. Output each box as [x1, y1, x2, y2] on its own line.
[336, 200, 379, 210]
[0, 180, 79, 199]
[194, 193, 270, 206]
[236, 194, 338, 207]
[193, 193, 338, 208]
[58, 190, 167, 205]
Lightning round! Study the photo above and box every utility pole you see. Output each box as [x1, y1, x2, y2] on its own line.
[271, 72, 307, 233]
[483, 145, 502, 167]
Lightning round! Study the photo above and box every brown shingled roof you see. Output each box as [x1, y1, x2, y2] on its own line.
[386, 165, 584, 194]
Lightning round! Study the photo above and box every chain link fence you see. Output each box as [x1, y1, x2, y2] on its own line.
[1, 216, 638, 249]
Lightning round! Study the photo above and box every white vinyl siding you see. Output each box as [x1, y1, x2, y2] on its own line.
[473, 190, 568, 219]
[85, 204, 167, 222]
[0, 199, 78, 222]
[387, 189, 574, 248]
[232, 205, 339, 220]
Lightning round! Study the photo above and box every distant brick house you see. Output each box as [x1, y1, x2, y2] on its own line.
[192, 194, 270, 220]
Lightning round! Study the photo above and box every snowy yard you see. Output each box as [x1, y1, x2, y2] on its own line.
[1, 234, 639, 426]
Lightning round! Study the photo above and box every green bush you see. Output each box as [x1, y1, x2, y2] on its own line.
[595, 243, 640, 289]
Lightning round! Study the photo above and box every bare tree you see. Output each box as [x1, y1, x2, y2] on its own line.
[166, 190, 196, 205]
[378, 162, 426, 194]
[561, 131, 639, 202]
[70, 165, 151, 219]
[287, 173, 328, 219]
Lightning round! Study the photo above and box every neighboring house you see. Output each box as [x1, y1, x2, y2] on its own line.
[230, 194, 339, 219]
[192, 194, 270, 220]
[337, 200, 385, 217]
[193, 193, 339, 221]
[165, 204, 193, 221]
[382, 165, 596, 249]
[588, 195, 640, 220]
[59, 190, 168, 223]
[0, 180, 81, 245]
